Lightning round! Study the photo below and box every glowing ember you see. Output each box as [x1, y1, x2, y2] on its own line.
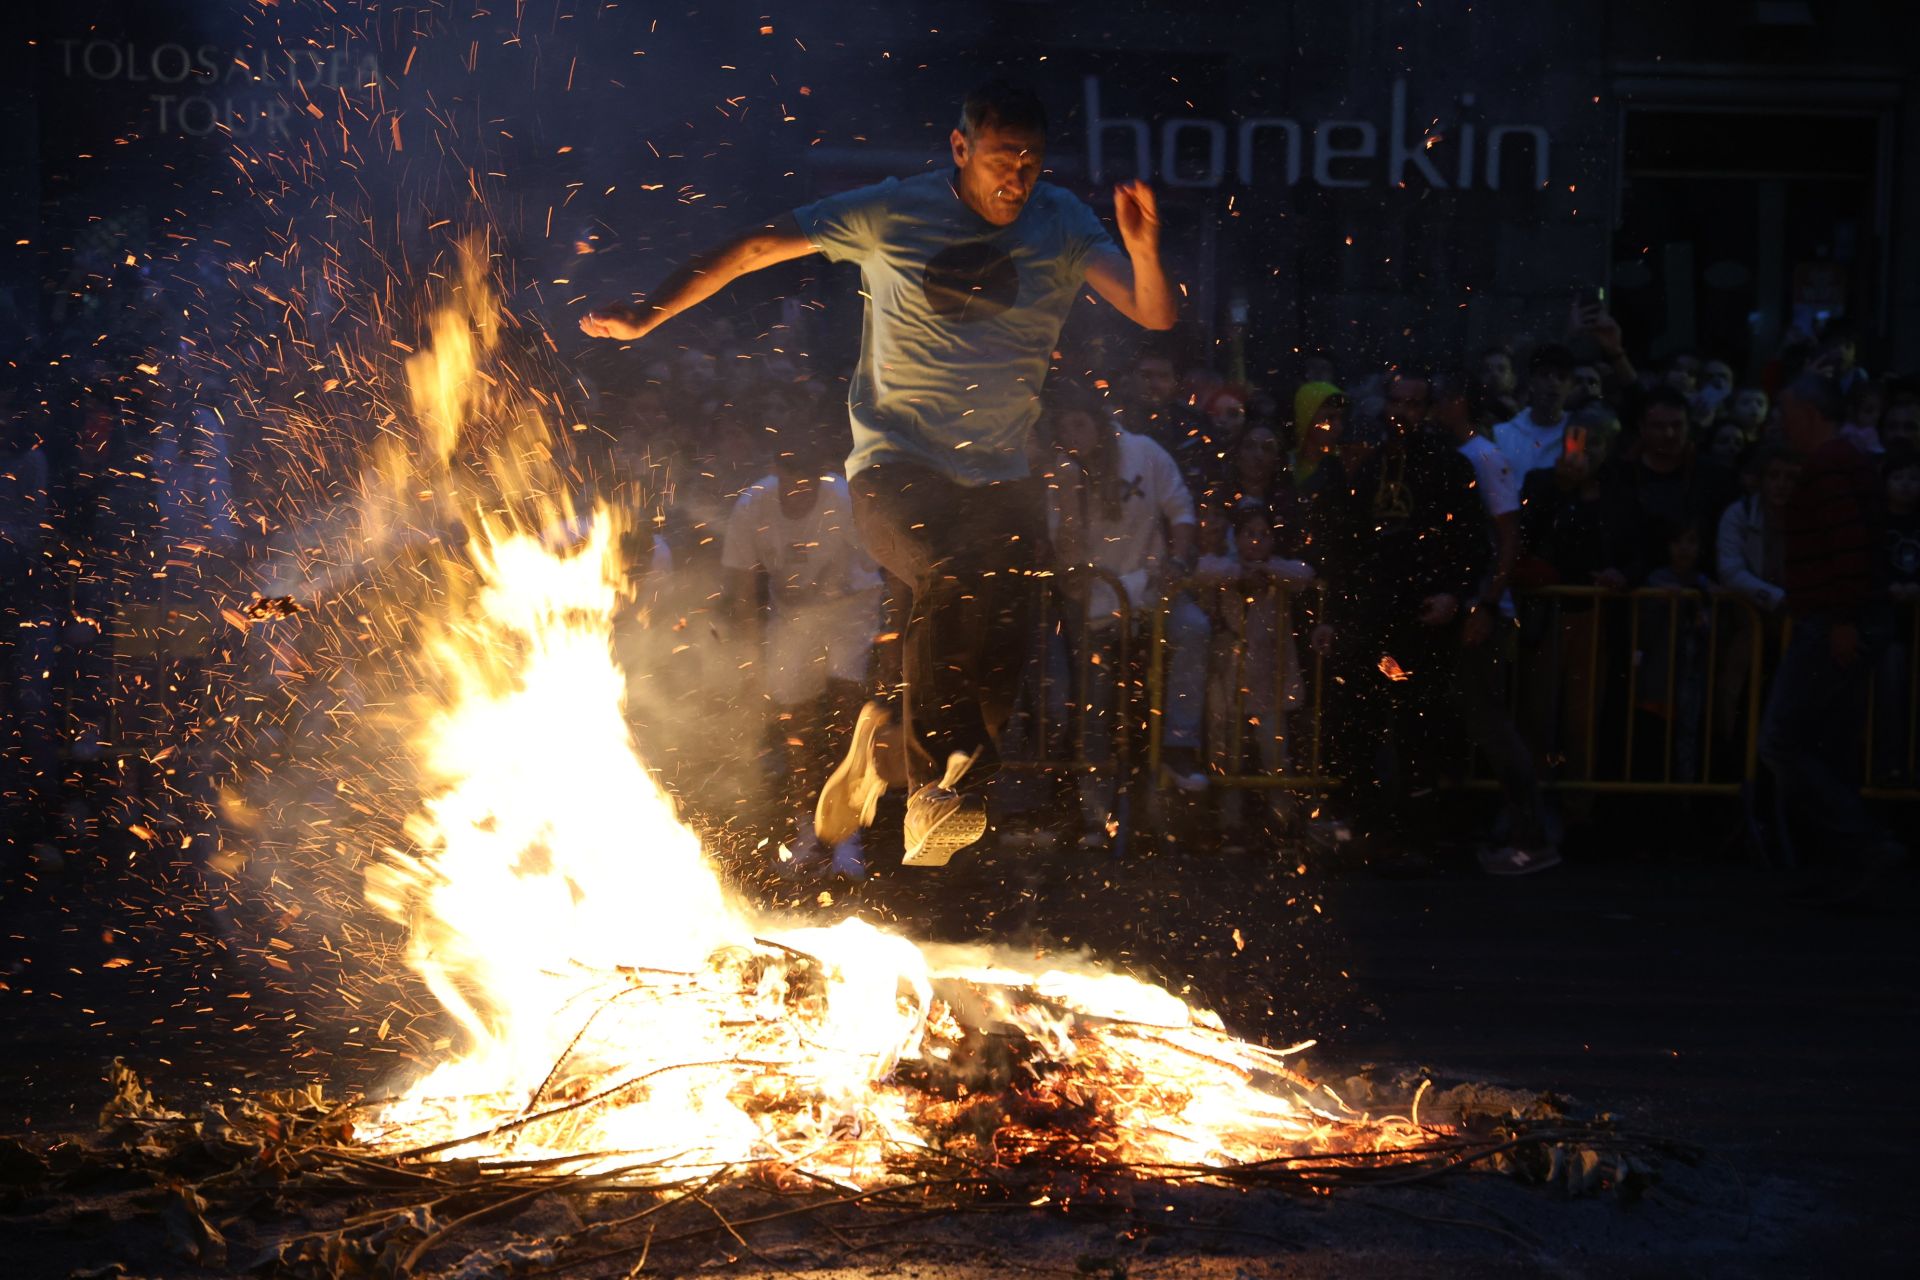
[353, 242, 1425, 1189]
[1378, 654, 1412, 682]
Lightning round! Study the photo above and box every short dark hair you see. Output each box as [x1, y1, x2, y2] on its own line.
[1638, 384, 1691, 423]
[959, 78, 1047, 138]
[1528, 343, 1577, 377]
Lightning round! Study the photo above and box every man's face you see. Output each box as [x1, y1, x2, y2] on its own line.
[1889, 466, 1920, 510]
[775, 462, 818, 506]
[1711, 422, 1745, 463]
[1209, 397, 1247, 435]
[1237, 427, 1280, 479]
[1133, 357, 1179, 409]
[1310, 400, 1346, 449]
[1480, 351, 1515, 394]
[1527, 366, 1571, 419]
[1881, 405, 1920, 451]
[1762, 459, 1801, 509]
[1570, 365, 1603, 405]
[1385, 376, 1431, 434]
[950, 123, 1045, 227]
[1703, 361, 1734, 394]
[1640, 403, 1689, 461]
[1731, 388, 1769, 430]
[1052, 408, 1100, 458]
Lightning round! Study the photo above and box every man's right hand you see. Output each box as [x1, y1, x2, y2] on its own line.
[579, 302, 654, 341]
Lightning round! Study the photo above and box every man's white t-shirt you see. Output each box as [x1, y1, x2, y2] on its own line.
[794, 172, 1118, 485]
[1046, 429, 1195, 618]
[1458, 433, 1520, 518]
[721, 473, 882, 604]
[1491, 407, 1569, 479]
[1458, 432, 1519, 618]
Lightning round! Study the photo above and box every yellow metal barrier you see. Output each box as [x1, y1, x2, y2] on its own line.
[1503, 585, 1766, 795]
[1799, 599, 1920, 801]
[1121, 581, 1920, 806]
[1005, 566, 1138, 785]
[1145, 577, 1338, 793]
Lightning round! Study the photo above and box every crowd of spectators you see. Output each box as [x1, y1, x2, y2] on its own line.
[677, 304, 1916, 893]
[2, 248, 1913, 902]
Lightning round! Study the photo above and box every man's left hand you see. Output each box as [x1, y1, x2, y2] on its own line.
[1113, 180, 1161, 253]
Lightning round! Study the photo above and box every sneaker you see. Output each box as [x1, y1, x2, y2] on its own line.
[1478, 845, 1562, 877]
[815, 701, 890, 847]
[902, 750, 987, 868]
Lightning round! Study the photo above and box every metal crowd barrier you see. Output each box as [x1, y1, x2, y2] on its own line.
[1002, 566, 1138, 788]
[1144, 577, 1337, 793]
[1799, 600, 1920, 801]
[1498, 585, 1765, 795]
[1128, 579, 1920, 804]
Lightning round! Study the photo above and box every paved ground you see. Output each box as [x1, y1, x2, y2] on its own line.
[2, 803, 1915, 1276]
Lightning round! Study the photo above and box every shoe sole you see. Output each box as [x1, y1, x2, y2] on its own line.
[902, 805, 988, 868]
[816, 705, 888, 846]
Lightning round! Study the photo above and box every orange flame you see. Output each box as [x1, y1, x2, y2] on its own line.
[352, 238, 1424, 1187]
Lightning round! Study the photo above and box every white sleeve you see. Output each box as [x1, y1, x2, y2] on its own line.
[1469, 442, 1520, 518]
[1150, 441, 1195, 527]
[1715, 499, 1782, 610]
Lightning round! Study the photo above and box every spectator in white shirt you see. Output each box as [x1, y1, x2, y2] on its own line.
[1492, 343, 1576, 480]
[722, 439, 882, 873]
[1043, 384, 1198, 846]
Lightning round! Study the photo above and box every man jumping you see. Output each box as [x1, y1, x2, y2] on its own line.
[582, 78, 1176, 866]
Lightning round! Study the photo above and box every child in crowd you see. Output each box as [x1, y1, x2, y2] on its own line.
[1205, 502, 1315, 850]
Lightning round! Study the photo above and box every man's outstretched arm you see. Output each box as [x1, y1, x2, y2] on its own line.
[579, 213, 817, 341]
[1083, 180, 1177, 331]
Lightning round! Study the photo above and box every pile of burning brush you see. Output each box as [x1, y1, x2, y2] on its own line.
[0, 1011, 1681, 1279]
[0, 241, 1687, 1277]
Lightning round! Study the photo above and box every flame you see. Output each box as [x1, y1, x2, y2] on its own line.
[355, 239, 1420, 1187]
[1378, 654, 1411, 681]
